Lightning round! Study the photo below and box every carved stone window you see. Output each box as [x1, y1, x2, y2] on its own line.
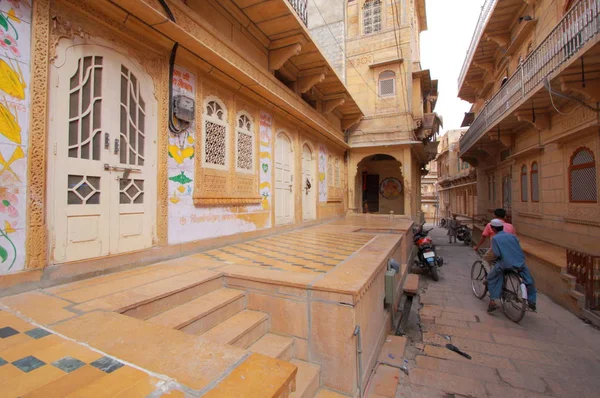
[379, 70, 395, 97]
[236, 113, 254, 172]
[520, 165, 528, 202]
[531, 162, 539, 202]
[569, 147, 597, 203]
[363, 0, 382, 35]
[203, 99, 228, 169]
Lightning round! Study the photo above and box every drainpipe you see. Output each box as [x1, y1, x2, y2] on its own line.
[353, 326, 363, 398]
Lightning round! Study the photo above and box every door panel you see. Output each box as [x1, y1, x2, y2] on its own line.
[51, 46, 155, 263]
[302, 144, 315, 221]
[275, 134, 294, 225]
[366, 174, 379, 213]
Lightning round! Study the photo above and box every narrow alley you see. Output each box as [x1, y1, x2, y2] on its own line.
[390, 226, 600, 398]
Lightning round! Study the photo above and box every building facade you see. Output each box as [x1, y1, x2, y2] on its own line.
[458, 0, 600, 315]
[0, 0, 366, 285]
[309, 0, 440, 219]
[421, 160, 438, 222]
[436, 128, 478, 222]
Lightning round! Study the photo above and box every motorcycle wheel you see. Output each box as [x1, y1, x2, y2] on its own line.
[431, 265, 439, 281]
[464, 237, 472, 246]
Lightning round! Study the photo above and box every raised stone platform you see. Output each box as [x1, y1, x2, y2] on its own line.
[0, 216, 414, 397]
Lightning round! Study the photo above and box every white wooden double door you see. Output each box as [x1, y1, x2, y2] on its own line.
[50, 45, 156, 263]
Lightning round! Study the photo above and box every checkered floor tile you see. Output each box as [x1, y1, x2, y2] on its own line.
[193, 230, 373, 274]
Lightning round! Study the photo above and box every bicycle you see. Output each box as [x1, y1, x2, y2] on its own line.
[471, 248, 528, 323]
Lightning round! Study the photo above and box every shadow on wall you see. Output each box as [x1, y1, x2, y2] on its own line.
[356, 154, 404, 215]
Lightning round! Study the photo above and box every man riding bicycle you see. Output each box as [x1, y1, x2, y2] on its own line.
[484, 219, 537, 313]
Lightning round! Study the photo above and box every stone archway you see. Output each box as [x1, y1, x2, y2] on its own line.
[355, 154, 405, 214]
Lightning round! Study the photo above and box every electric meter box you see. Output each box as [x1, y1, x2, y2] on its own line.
[173, 95, 195, 122]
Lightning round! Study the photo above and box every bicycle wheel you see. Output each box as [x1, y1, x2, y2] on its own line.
[501, 271, 527, 323]
[471, 260, 487, 299]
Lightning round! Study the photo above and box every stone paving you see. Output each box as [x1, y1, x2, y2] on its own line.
[385, 226, 600, 398]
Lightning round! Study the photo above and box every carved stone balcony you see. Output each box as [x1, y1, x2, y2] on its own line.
[460, 0, 600, 157]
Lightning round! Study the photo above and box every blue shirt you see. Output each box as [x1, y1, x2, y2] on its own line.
[491, 231, 526, 270]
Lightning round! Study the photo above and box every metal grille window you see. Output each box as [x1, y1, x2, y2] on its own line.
[531, 162, 539, 202]
[521, 165, 528, 202]
[569, 147, 597, 203]
[363, 0, 382, 35]
[236, 114, 254, 172]
[203, 100, 228, 168]
[378, 70, 395, 97]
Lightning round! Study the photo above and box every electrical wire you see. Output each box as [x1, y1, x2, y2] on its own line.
[168, 43, 188, 134]
[544, 77, 600, 114]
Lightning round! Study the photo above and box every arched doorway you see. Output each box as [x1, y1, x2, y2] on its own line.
[355, 154, 404, 214]
[301, 144, 316, 221]
[275, 132, 294, 225]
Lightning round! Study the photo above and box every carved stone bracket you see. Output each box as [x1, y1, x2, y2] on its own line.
[515, 110, 550, 130]
[485, 33, 510, 49]
[558, 77, 599, 102]
[474, 62, 494, 74]
[269, 43, 302, 71]
[342, 115, 362, 130]
[323, 96, 346, 114]
[297, 67, 328, 93]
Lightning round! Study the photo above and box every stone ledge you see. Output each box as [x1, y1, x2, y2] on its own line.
[520, 235, 565, 271]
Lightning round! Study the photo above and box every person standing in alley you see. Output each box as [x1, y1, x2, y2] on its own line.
[448, 214, 460, 244]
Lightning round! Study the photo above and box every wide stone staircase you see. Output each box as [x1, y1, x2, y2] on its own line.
[122, 281, 327, 397]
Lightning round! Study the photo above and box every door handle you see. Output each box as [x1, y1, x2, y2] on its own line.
[104, 133, 110, 150]
[114, 138, 120, 155]
[104, 164, 141, 180]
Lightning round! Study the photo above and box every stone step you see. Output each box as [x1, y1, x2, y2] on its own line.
[315, 388, 349, 398]
[248, 333, 294, 361]
[147, 287, 245, 334]
[202, 310, 269, 349]
[290, 359, 321, 398]
[70, 269, 223, 319]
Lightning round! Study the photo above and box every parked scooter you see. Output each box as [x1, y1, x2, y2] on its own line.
[456, 225, 472, 246]
[413, 224, 444, 281]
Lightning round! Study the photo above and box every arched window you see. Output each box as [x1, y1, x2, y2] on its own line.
[531, 162, 539, 202]
[379, 70, 395, 97]
[236, 113, 254, 172]
[363, 0, 382, 35]
[520, 165, 528, 202]
[569, 147, 597, 203]
[203, 99, 228, 169]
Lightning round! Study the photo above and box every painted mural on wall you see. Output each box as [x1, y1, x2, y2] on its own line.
[0, 0, 31, 274]
[318, 144, 327, 202]
[167, 69, 273, 244]
[259, 111, 272, 223]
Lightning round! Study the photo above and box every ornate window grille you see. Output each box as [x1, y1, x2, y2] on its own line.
[521, 165, 528, 202]
[203, 99, 228, 169]
[569, 147, 597, 203]
[378, 70, 395, 97]
[236, 113, 254, 173]
[363, 0, 382, 35]
[531, 162, 539, 202]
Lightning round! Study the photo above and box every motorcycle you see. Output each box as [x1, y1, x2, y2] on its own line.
[413, 224, 444, 281]
[456, 225, 472, 246]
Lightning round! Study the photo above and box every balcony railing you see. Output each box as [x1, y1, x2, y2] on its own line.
[458, 0, 498, 89]
[460, 0, 600, 156]
[288, 0, 308, 26]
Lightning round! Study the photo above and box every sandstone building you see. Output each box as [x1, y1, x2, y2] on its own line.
[436, 128, 478, 224]
[0, 0, 436, 396]
[458, 0, 600, 317]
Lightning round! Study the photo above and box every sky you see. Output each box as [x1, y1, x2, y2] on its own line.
[420, 0, 486, 134]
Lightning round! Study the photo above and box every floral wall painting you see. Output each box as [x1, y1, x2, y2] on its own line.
[0, 0, 30, 274]
[259, 111, 272, 219]
[167, 65, 196, 238]
[318, 144, 327, 202]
